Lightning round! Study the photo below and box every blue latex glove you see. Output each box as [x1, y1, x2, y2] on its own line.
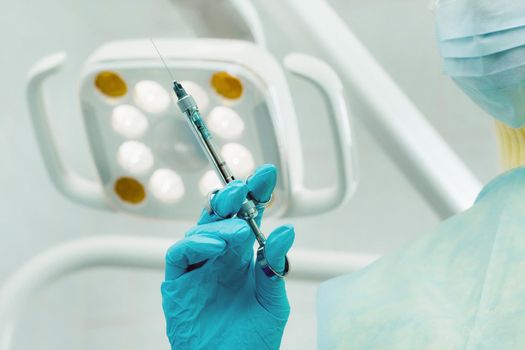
[161, 164, 295, 350]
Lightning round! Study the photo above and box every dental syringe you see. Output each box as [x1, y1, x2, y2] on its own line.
[173, 81, 289, 278]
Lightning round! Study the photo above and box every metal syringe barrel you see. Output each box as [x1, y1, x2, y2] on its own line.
[174, 81, 267, 246]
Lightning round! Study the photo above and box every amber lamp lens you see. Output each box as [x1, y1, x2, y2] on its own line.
[95, 71, 128, 98]
[210, 72, 243, 99]
[114, 177, 146, 204]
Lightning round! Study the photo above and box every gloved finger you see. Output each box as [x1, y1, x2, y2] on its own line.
[246, 164, 277, 226]
[254, 225, 295, 320]
[247, 164, 277, 202]
[164, 235, 226, 281]
[197, 180, 248, 225]
[187, 218, 254, 265]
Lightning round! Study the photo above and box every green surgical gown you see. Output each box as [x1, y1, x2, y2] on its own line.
[318, 166, 525, 349]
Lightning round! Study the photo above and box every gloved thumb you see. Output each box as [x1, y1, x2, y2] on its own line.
[254, 224, 295, 320]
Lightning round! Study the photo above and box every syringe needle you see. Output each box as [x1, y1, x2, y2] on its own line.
[150, 38, 175, 82]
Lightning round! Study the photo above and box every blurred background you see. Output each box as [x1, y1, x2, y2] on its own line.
[0, 0, 499, 348]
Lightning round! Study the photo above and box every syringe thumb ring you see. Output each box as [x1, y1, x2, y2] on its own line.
[257, 246, 290, 279]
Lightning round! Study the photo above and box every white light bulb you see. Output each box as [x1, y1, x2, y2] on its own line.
[207, 106, 244, 140]
[149, 168, 185, 203]
[133, 80, 171, 114]
[111, 104, 148, 138]
[178, 80, 210, 112]
[221, 143, 255, 179]
[117, 141, 154, 174]
[199, 170, 222, 196]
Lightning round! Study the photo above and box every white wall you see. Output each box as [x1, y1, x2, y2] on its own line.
[0, 0, 498, 349]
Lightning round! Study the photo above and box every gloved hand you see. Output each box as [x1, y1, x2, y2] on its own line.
[161, 164, 295, 350]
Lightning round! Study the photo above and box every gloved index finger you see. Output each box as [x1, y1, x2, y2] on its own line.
[198, 180, 248, 225]
[188, 218, 254, 259]
[246, 164, 277, 226]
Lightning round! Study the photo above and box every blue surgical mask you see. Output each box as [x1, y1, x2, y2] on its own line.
[439, 25, 525, 58]
[436, 0, 525, 41]
[434, 0, 525, 127]
[453, 65, 525, 128]
[443, 45, 525, 77]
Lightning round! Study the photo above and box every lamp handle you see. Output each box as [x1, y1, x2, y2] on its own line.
[26, 52, 109, 210]
[283, 53, 358, 216]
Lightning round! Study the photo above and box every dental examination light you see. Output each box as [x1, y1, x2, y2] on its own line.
[26, 39, 357, 220]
